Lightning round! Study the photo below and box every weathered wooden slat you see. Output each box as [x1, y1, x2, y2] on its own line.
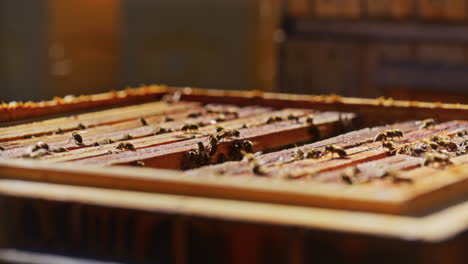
[187, 121, 467, 179]
[0, 101, 202, 141]
[67, 112, 354, 169]
[0, 105, 272, 159]
[32, 109, 316, 163]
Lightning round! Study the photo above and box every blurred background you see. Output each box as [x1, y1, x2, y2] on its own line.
[1, 0, 468, 103]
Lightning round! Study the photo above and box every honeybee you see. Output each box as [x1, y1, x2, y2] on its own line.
[116, 142, 136, 151]
[51, 147, 67, 153]
[216, 125, 225, 132]
[99, 138, 115, 145]
[391, 129, 404, 139]
[214, 114, 226, 123]
[181, 123, 199, 133]
[294, 148, 304, 160]
[161, 91, 181, 104]
[382, 141, 396, 151]
[424, 153, 452, 166]
[374, 131, 387, 142]
[187, 112, 202, 118]
[341, 167, 359, 185]
[305, 149, 322, 159]
[0, 146, 4, 151]
[54, 128, 64, 135]
[457, 130, 467, 137]
[242, 140, 254, 153]
[154, 127, 173, 135]
[93, 142, 100, 146]
[305, 115, 314, 124]
[216, 129, 240, 141]
[140, 117, 148, 126]
[164, 116, 174, 122]
[419, 119, 436, 129]
[242, 153, 256, 163]
[325, 145, 347, 158]
[436, 140, 458, 151]
[208, 135, 218, 156]
[224, 109, 239, 118]
[287, 113, 301, 123]
[36, 141, 49, 150]
[77, 123, 87, 130]
[69, 131, 84, 145]
[265, 115, 283, 124]
[395, 143, 411, 155]
[384, 170, 413, 184]
[252, 162, 268, 176]
[374, 129, 404, 142]
[241, 123, 248, 129]
[130, 161, 145, 167]
[120, 133, 133, 141]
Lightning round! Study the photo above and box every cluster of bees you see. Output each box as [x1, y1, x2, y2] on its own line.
[183, 126, 254, 169]
[22, 141, 68, 159]
[379, 127, 468, 167]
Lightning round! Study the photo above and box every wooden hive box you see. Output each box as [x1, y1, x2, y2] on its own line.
[0, 85, 468, 263]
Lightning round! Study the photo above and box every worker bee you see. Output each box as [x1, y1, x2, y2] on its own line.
[140, 117, 148, 126]
[294, 148, 305, 160]
[99, 138, 115, 145]
[161, 91, 181, 104]
[457, 130, 467, 137]
[382, 141, 396, 152]
[287, 113, 301, 123]
[341, 167, 359, 185]
[116, 142, 136, 151]
[208, 135, 218, 156]
[241, 123, 248, 129]
[242, 153, 256, 163]
[395, 143, 411, 155]
[436, 140, 458, 151]
[420, 140, 439, 151]
[130, 161, 145, 167]
[265, 115, 283, 124]
[224, 109, 239, 118]
[69, 131, 84, 145]
[164, 116, 174, 122]
[34, 141, 49, 151]
[54, 128, 64, 135]
[0, 145, 4, 151]
[214, 114, 226, 123]
[77, 123, 87, 130]
[424, 152, 452, 166]
[187, 112, 202, 118]
[305, 115, 314, 124]
[153, 127, 173, 135]
[384, 170, 413, 184]
[242, 140, 254, 153]
[252, 161, 268, 176]
[325, 145, 347, 158]
[391, 129, 404, 139]
[419, 119, 436, 129]
[431, 135, 449, 142]
[305, 149, 322, 159]
[181, 123, 199, 133]
[120, 133, 133, 141]
[374, 131, 387, 142]
[216, 129, 240, 141]
[51, 147, 68, 153]
[93, 142, 100, 146]
[216, 125, 225, 132]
